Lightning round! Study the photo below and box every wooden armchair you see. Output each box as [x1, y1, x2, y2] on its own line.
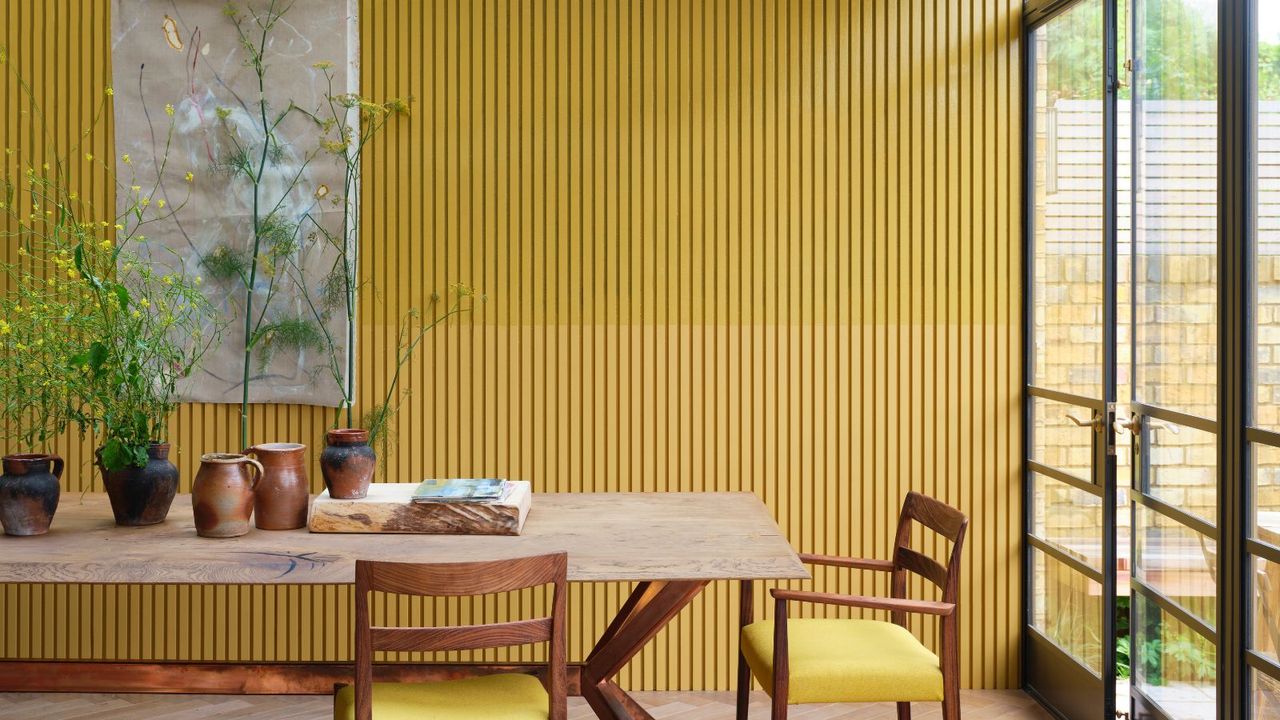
[335, 552, 568, 720]
[736, 491, 968, 720]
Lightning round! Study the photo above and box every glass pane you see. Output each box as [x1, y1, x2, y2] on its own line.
[1133, 594, 1216, 720]
[1032, 473, 1104, 571]
[1255, 444, 1280, 541]
[1256, 0, 1280, 432]
[1254, 555, 1280, 664]
[1031, 547, 1104, 674]
[1134, 506, 1216, 628]
[1132, 0, 1218, 419]
[1031, 396, 1096, 481]
[1031, 4, 1104, 397]
[1141, 417, 1217, 525]
[1253, 668, 1280, 719]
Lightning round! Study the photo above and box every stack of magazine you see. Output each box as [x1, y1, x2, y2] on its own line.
[410, 478, 515, 504]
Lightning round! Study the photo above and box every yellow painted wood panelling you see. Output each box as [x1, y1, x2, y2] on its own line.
[0, 0, 1023, 691]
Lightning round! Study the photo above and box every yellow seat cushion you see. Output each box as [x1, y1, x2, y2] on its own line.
[333, 672, 549, 720]
[740, 618, 944, 704]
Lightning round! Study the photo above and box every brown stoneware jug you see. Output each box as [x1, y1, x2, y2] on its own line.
[245, 443, 310, 530]
[319, 428, 376, 499]
[192, 453, 264, 538]
[98, 443, 180, 526]
[0, 453, 63, 536]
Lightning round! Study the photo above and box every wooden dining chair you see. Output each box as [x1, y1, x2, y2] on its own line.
[334, 552, 568, 720]
[736, 491, 968, 720]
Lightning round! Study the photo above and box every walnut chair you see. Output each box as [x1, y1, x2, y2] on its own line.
[736, 491, 968, 720]
[335, 552, 568, 720]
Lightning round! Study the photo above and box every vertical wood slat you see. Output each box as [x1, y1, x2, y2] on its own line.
[0, 0, 1022, 691]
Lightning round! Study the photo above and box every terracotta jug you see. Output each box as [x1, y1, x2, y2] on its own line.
[192, 453, 264, 538]
[244, 443, 310, 530]
[319, 428, 376, 499]
[0, 453, 63, 536]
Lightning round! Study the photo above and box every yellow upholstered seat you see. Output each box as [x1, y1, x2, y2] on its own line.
[333, 672, 549, 720]
[740, 618, 944, 704]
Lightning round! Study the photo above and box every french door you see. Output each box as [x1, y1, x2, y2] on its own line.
[1025, 0, 1258, 718]
[1023, 1, 1120, 717]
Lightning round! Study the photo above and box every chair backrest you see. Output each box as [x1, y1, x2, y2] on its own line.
[353, 552, 569, 720]
[889, 492, 968, 626]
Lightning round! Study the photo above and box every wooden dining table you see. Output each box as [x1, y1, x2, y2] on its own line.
[0, 491, 806, 720]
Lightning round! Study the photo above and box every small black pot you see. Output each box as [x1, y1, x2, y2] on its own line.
[0, 453, 63, 536]
[98, 443, 179, 527]
[320, 429, 376, 499]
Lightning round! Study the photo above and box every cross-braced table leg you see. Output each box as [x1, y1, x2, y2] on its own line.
[578, 580, 710, 720]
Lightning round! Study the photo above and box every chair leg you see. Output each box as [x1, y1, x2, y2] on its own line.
[736, 651, 751, 720]
[897, 701, 911, 719]
[771, 596, 790, 720]
[771, 692, 787, 720]
[942, 694, 959, 720]
[941, 673, 960, 720]
[940, 616, 960, 720]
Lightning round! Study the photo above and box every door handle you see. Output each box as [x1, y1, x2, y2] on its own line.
[1115, 414, 1140, 435]
[1065, 413, 1103, 432]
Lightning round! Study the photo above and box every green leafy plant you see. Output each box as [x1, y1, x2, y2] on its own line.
[1116, 635, 1132, 679]
[1114, 595, 1215, 685]
[77, 236, 219, 471]
[0, 58, 222, 470]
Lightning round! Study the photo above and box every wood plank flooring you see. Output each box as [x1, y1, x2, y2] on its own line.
[0, 690, 1052, 718]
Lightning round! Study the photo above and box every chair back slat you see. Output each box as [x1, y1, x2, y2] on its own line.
[352, 552, 569, 720]
[893, 547, 948, 589]
[901, 491, 967, 541]
[361, 554, 567, 596]
[370, 618, 553, 653]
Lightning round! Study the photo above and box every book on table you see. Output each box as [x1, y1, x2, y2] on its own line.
[411, 478, 513, 504]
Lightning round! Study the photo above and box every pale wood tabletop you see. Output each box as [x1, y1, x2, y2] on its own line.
[0, 492, 807, 585]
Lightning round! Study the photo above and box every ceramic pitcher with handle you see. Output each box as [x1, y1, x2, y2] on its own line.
[192, 453, 264, 538]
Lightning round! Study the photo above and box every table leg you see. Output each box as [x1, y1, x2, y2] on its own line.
[579, 580, 709, 720]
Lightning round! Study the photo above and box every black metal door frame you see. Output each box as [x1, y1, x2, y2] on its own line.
[1022, 0, 1256, 717]
[1021, 1, 1120, 717]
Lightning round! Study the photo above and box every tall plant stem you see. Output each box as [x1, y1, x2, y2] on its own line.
[343, 161, 355, 429]
[240, 16, 273, 451]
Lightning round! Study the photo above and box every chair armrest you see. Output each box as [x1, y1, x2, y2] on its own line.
[771, 589, 955, 616]
[799, 553, 895, 572]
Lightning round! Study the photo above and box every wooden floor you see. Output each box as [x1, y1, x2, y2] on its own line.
[0, 690, 1051, 719]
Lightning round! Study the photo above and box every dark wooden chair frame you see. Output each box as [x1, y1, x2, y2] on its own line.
[349, 552, 569, 720]
[735, 491, 969, 720]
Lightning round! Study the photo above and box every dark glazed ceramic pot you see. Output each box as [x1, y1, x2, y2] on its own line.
[98, 443, 179, 527]
[319, 429, 376, 499]
[192, 453, 264, 538]
[0, 453, 63, 536]
[245, 443, 310, 530]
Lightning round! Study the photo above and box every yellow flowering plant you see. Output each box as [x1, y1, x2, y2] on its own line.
[0, 60, 222, 468]
[291, 63, 409, 431]
[0, 177, 220, 469]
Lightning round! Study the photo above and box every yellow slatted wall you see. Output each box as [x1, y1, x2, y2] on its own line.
[0, 0, 1023, 690]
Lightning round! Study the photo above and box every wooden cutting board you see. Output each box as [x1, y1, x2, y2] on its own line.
[308, 481, 532, 535]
